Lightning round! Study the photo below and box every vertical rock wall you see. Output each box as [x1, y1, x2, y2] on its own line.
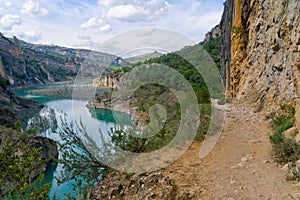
[93, 75, 120, 88]
[221, 0, 300, 130]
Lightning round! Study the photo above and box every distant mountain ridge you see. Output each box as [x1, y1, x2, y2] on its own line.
[0, 33, 131, 87]
[125, 51, 162, 64]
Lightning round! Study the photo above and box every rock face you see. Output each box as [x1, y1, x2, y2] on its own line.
[220, 0, 300, 129]
[0, 33, 130, 87]
[93, 75, 121, 88]
[204, 24, 221, 42]
[220, 0, 234, 88]
[0, 87, 43, 127]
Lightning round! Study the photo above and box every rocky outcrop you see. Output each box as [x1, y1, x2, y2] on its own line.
[221, 0, 300, 130]
[93, 75, 121, 88]
[0, 34, 130, 87]
[204, 24, 221, 42]
[0, 87, 43, 128]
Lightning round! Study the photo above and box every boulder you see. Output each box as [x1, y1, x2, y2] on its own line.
[283, 127, 298, 140]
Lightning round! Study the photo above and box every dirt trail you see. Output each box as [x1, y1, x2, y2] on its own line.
[161, 100, 300, 199]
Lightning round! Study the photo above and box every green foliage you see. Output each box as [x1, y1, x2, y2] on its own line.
[23, 128, 38, 135]
[145, 53, 210, 104]
[200, 37, 221, 71]
[231, 25, 246, 37]
[106, 66, 133, 76]
[0, 137, 51, 199]
[12, 70, 27, 80]
[103, 91, 111, 98]
[269, 104, 298, 163]
[0, 75, 9, 90]
[57, 120, 108, 198]
[1, 106, 11, 111]
[25, 58, 41, 69]
[14, 120, 22, 132]
[271, 104, 295, 135]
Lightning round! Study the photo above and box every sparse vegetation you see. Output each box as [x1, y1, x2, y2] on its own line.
[106, 66, 133, 77]
[269, 104, 299, 164]
[231, 25, 246, 38]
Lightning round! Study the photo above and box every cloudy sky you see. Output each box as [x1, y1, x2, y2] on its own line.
[0, 0, 224, 51]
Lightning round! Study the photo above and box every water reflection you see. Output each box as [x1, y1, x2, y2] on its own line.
[25, 98, 132, 199]
[27, 107, 58, 137]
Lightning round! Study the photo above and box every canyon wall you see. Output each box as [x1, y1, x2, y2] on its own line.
[0, 33, 129, 87]
[221, 0, 300, 130]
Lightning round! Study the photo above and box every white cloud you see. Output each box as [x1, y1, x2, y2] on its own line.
[5, 2, 13, 8]
[106, 0, 172, 22]
[0, 14, 22, 31]
[106, 5, 144, 21]
[80, 17, 104, 29]
[99, 24, 111, 32]
[0, 0, 224, 50]
[21, 0, 49, 17]
[18, 30, 42, 42]
[79, 17, 111, 32]
[98, 0, 134, 6]
[76, 35, 100, 50]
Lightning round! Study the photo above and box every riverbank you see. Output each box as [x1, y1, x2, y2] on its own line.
[24, 85, 111, 100]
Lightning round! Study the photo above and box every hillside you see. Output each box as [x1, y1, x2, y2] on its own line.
[0, 33, 130, 87]
[0, 76, 42, 127]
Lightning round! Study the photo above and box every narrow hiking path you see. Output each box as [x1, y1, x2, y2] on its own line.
[161, 100, 300, 199]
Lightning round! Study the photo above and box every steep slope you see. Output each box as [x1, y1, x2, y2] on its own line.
[221, 0, 300, 130]
[0, 80, 42, 127]
[0, 33, 130, 87]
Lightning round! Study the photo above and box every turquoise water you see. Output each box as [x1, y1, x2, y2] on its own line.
[15, 87, 132, 199]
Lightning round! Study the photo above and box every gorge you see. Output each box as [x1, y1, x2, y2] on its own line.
[1, 0, 300, 198]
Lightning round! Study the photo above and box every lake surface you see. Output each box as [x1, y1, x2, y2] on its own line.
[15, 87, 132, 199]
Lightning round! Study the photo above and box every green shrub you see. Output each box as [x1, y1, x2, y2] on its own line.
[0, 75, 9, 90]
[269, 104, 298, 164]
[13, 120, 22, 132]
[217, 97, 226, 105]
[1, 106, 12, 111]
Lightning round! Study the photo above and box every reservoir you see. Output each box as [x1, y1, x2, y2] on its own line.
[15, 87, 132, 199]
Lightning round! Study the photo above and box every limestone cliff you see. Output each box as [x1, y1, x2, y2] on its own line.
[93, 75, 120, 88]
[204, 24, 221, 43]
[221, 0, 300, 129]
